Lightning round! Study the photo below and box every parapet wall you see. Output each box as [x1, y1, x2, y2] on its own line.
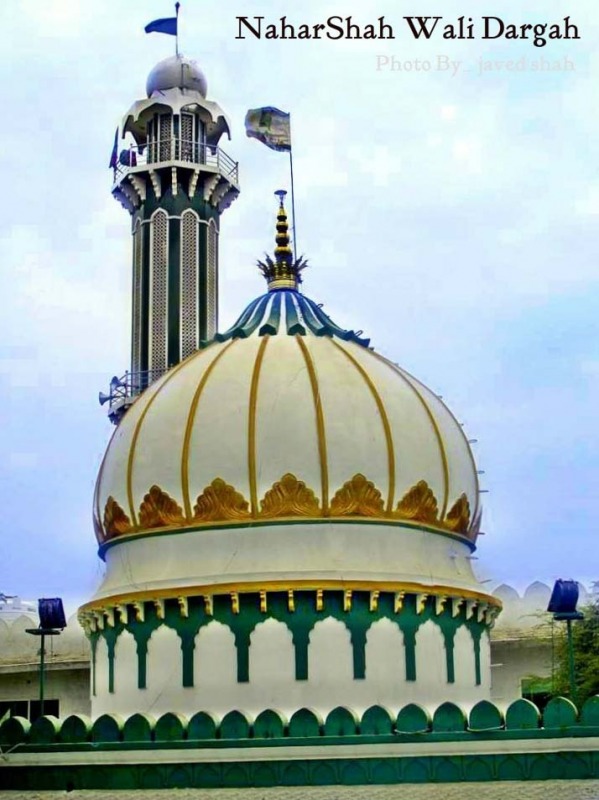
[490, 581, 588, 640]
[1, 696, 598, 790]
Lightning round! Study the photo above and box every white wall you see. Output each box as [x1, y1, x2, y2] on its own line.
[91, 616, 491, 719]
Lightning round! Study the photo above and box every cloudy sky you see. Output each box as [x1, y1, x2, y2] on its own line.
[0, 0, 597, 613]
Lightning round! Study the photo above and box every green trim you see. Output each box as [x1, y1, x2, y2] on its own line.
[350, 624, 368, 680]
[98, 516, 476, 559]
[104, 628, 119, 695]
[3, 697, 599, 747]
[471, 627, 483, 686]
[213, 288, 371, 348]
[400, 624, 417, 681]
[442, 620, 461, 685]
[135, 630, 151, 690]
[90, 634, 98, 697]
[91, 590, 488, 692]
[198, 212, 208, 344]
[139, 220, 151, 374]
[2, 741, 599, 789]
[180, 631, 195, 688]
[292, 624, 310, 681]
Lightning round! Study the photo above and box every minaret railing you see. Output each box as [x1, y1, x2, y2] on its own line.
[112, 137, 239, 184]
[99, 369, 168, 424]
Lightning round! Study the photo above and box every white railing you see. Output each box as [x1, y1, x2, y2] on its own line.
[113, 137, 238, 184]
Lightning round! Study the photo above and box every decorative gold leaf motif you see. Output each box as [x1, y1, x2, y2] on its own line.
[330, 474, 384, 517]
[193, 478, 250, 522]
[444, 494, 471, 534]
[138, 485, 184, 529]
[260, 473, 320, 518]
[394, 480, 439, 524]
[103, 496, 132, 537]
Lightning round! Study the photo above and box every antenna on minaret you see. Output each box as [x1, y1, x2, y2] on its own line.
[175, 2, 181, 57]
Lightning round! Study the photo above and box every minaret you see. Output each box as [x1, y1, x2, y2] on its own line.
[106, 54, 239, 419]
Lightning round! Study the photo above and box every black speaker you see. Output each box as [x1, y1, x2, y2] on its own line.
[38, 598, 66, 630]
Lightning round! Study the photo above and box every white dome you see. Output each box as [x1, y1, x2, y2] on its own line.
[86, 289, 494, 721]
[146, 55, 207, 98]
[93, 291, 480, 548]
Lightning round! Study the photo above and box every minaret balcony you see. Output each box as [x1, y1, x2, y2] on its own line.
[112, 136, 239, 211]
[99, 370, 167, 425]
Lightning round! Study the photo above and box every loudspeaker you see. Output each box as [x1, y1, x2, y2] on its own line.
[38, 598, 66, 630]
[547, 580, 579, 614]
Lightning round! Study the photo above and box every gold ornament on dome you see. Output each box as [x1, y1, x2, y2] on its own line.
[103, 496, 132, 537]
[139, 485, 185, 529]
[395, 480, 439, 524]
[444, 494, 471, 534]
[99, 476, 475, 541]
[260, 473, 320, 518]
[193, 478, 250, 522]
[330, 474, 385, 517]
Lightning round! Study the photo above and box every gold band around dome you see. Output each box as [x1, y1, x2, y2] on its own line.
[181, 339, 238, 520]
[295, 335, 330, 515]
[330, 339, 396, 514]
[100, 474, 472, 542]
[78, 578, 502, 618]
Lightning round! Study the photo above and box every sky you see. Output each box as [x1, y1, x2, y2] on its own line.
[0, 0, 597, 614]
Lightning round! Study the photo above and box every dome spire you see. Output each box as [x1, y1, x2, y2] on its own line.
[257, 190, 307, 291]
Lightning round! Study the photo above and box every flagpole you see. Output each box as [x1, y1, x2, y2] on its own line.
[289, 116, 297, 262]
[175, 2, 181, 56]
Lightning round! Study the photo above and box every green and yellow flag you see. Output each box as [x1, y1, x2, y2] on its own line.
[245, 107, 291, 152]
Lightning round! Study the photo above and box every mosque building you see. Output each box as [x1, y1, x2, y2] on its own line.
[78, 51, 501, 721]
[1, 36, 597, 797]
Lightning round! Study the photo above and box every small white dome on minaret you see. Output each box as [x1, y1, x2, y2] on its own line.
[146, 54, 207, 98]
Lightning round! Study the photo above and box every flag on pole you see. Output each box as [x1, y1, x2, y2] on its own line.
[109, 127, 119, 169]
[245, 107, 291, 152]
[145, 17, 178, 36]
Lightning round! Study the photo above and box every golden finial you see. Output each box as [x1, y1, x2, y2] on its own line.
[257, 190, 307, 291]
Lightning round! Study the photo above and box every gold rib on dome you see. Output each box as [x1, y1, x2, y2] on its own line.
[257, 190, 308, 291]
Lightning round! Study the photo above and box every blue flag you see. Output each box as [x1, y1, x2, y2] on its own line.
[109, 127, 118, 169]
[145, 17, 177, 36]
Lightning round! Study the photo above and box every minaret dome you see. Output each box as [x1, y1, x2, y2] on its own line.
[146, 54, 208, 97]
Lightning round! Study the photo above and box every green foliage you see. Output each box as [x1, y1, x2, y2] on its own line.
[554, 589, 599, 704]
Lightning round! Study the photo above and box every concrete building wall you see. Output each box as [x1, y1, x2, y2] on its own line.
[0, 667, 90, 717]
[491, 640, 553, 706]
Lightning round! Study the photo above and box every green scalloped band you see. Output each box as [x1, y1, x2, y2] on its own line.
[210, 289, 370, 348]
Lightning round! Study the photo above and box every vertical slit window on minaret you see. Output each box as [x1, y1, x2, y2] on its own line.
[150, 210, 168, 373]
[181, 210, 199, 359]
